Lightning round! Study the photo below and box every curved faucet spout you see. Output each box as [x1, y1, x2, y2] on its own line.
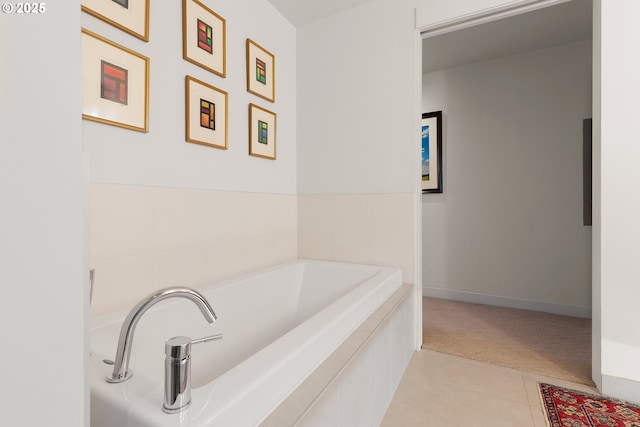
[107, 287, 216, 383]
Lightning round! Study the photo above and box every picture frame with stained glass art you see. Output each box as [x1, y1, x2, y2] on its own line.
[81, 28, 149, 132]
[249, 103, 276, 160]
[185, 75, 228, 150]
[246, 39, 275, 102]
[182, 0, 227, 78]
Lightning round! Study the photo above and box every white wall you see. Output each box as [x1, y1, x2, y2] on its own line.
[421, 40, 592, 316]
[82, 0, 297, 194]
[293, 0, 577, 351]
[597, 0, 640, 402]
[294, 0, 591, 348]
[295, 0, 422, 346]
[0, 2, 88, 426]
[297, 1, 418, 195]
[83, 0, 299, 314]
[292, 0, 424, 322]
[591, 0, 602, 390]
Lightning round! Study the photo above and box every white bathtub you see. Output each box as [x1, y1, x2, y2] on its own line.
[90, 259, 403, 426]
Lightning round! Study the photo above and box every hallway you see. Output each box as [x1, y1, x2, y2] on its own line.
[422, 297, 592, 385]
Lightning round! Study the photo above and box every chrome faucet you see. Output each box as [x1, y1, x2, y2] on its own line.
[164, 333, 223, 413]
[107, 287, 217, 383]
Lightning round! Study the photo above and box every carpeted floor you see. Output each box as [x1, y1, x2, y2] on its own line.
[422, 297, 594, 385]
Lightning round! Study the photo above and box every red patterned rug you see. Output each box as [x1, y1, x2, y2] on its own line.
[539, 382, 640, 427]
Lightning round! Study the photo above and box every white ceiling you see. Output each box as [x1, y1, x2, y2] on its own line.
[268, 0, 592, 76]
[267, 0, 378, 27]
[422, 0, 592, 74]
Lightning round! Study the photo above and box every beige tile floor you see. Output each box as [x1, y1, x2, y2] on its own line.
[381, 349, 599, 426]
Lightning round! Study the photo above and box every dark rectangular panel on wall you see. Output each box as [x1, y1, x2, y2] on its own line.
[583, 118, 592, 226]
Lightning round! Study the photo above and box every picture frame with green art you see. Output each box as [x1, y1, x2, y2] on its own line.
[249, 103, 276, 160]
[246, 39, 275, 102]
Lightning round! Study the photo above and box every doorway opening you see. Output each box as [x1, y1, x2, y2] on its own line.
[419, 0, 594, 385]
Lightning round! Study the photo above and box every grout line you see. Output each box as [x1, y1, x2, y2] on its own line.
[521, 373, 543, 427]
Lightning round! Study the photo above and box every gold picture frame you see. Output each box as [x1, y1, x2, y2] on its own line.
[81, 0, 150, 42]
[246, 39, 275, 102]
[81, 28, 150, 132]
[185, 75, 228, 150]
[249, 103, 276, 160]
[182, 0, 226, 78]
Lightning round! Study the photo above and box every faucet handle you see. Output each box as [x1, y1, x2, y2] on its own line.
[165, 336, 192, 360]
[191, 333, 223, 345]
[165, 334, 223, 360]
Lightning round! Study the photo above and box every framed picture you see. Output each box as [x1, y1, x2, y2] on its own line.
[182, 0, 226, 78]
[185, 75, 228, 150]
[81, 0, 150, 42]
[81, 28, 150, 132]
[249, 103, 276, 160]
[246, 39, 275, 103]
[421, 111, 443, 193]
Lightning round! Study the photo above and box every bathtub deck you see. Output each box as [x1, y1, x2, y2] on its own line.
[260, 283, 414, 426]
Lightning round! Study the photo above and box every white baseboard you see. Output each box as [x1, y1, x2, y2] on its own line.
[602, 375, 640, 403]
[422, 285, 591, 318]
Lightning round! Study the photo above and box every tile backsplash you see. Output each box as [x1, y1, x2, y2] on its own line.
[298, 193, 414, 284]
[90, 185, 414, 316]
[90, 184, 297, 315]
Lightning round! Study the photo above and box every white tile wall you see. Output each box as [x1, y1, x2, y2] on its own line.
[90, 187, 413, 316]
[298, 193, 414, 283]
[90, 254, 154, 315]
[89, 184, 298, 315]
[90, 184, 153, 260]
